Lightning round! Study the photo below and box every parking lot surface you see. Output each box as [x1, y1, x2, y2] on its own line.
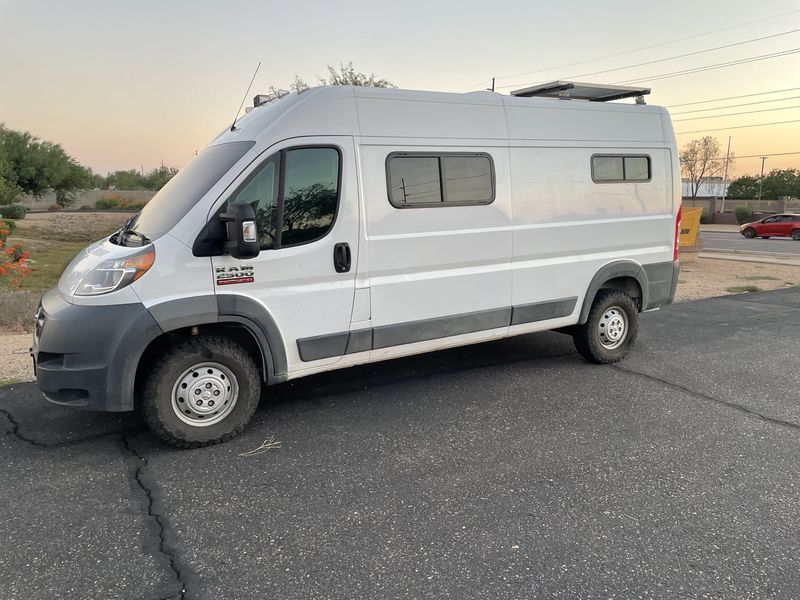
[2, 288, 799, 600]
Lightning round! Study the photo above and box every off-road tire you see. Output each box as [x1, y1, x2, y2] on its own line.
[743, 228, 756, 238]
[141, 335, 261, 448]
[572, 290, 639, 364]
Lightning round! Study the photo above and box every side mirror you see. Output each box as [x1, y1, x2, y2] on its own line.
[219, 203, 260, 259]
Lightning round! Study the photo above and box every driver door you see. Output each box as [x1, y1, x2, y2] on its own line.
[212, 137, 359, 373]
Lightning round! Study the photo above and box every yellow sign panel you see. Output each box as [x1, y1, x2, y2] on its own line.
[679, 207, 703, 248]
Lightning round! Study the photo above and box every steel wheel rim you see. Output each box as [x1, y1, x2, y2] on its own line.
[598, 306, 628, 350]
[171, 362, 238, 427]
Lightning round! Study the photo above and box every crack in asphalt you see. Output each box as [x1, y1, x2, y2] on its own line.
[121, 433, 192, 600]
[0, 408, 49, 448]
[0, 408, 145, 448]
[611, 364, 800, 432]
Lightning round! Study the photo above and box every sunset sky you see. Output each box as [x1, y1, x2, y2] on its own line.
[1, 0, 799, 178]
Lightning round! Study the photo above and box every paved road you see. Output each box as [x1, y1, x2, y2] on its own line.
[2, 288, 800, 600]
[702, 231, 800, 256]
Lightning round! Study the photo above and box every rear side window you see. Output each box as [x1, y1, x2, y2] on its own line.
[592, 155, 651, 182]
[387, 153, 494, 207]
[231, 146, 340, 249]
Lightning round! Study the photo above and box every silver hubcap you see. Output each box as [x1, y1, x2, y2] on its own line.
[171, 362, 238, 427]
[598, 306, 628, 350]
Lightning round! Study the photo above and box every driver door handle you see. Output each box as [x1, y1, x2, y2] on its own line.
[333, 242, 351, 273]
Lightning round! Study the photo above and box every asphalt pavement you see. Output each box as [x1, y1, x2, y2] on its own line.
[702, 231, 800, 256]
[2, 288, 800, 600]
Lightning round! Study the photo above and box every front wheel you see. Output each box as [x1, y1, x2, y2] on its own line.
[141, 335, 262, 448]
[743, 228, 756, 238]
[572, 290, 639, 364]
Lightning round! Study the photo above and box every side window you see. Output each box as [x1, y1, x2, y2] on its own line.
[281, 148, 340, 246]
[231, 146, 340, 250]
[387, 153, 494, 207]
[763, 216, 778, 223]
[230, 154, 279, 249]
[592, 155, 651, 182]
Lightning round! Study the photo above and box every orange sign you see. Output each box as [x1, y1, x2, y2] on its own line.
[679, 207, 703, 248]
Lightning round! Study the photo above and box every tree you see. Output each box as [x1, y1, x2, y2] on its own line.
[267, 62, 396, 95]
[761, 168, 800, 200]
[318, 62, 395, 88]
[0, 124, 92, 207]
[727, 169, 800, 200]
[679, 136, 731, 198]
[726, 175, 759, 200]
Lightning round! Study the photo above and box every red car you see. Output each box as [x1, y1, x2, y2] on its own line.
[740, 214, 800, 240]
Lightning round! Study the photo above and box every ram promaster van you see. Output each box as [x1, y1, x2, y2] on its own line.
[32, 81, 680, 447]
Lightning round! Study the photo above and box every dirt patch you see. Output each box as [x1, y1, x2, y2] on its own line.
[0, 333, 33, 384]
[676, 258, 798, 301]
[14, 211, 136, 242]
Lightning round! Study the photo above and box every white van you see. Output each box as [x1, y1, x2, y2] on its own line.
[32, 82, 681, 447]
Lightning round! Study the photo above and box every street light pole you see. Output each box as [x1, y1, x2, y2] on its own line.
[757, 156, 767, 201]
[720, 136, 731, 214]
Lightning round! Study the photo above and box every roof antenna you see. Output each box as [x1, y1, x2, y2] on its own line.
[230, 62, 261, 132]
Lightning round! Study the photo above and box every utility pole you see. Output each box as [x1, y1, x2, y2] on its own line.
[720, 136, 731, 214]
[757, 156, 767, 201]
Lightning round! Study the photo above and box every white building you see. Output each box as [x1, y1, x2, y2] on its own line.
[681, 176, 729, 198]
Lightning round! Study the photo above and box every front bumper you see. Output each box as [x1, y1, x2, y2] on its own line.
[32, 289, 162, 411]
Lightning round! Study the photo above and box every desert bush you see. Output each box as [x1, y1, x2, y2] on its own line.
[700, 209, 710, 224]
[0, 218, 16, 241]
[95, 196, 148, 210]
[47, 203, 62, 212]
[735, 205, 754, 225]
[0, 290, 39, 332]
[79, 204, 93, 211]
[0, 236, 30, 289]
[0, 203, 27, 220]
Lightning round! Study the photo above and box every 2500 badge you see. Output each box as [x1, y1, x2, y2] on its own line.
[216, 265, 254, 286]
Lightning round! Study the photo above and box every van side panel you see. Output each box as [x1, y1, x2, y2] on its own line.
[358, 141, 512, 336]
[509, 146, 673, 323]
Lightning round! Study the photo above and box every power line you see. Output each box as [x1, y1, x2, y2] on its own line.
[613, 47, 800, 84]
[724, 151, 800, 159]
[667, 86, 800, 107]
[479, 9, 800, 90]
[676, 119, 800, 135]
[673, 105, 800, 122]
[671, 95, 800, 115]
[526, 28, 800, 86]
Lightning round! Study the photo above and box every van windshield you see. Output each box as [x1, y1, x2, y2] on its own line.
[124, 141, 255, 241]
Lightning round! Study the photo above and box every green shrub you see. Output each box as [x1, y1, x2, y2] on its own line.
[734, 205, 754, 225]
[95, 196, 148, 210]
[700, 209, 710, 224]
[0, 203, 27, 220]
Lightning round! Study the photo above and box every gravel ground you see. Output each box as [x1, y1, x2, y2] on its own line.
[2, 257, 797, 383]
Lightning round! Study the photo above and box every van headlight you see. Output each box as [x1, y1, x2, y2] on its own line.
[75, 246, 155, 296]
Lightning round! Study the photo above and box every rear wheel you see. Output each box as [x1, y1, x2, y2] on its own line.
[743, 228, 756, 238]
[572, 290, 639, 364]
[141, 335, 261, 448]
[792, 230, 800, 241]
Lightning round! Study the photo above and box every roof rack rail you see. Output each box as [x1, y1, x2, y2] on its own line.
[510, 80, 651, 103]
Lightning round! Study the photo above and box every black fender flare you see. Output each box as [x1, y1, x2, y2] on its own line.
[578, 261, 649, 324]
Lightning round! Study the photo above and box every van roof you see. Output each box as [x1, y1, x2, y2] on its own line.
[212, 85, 668, 148]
